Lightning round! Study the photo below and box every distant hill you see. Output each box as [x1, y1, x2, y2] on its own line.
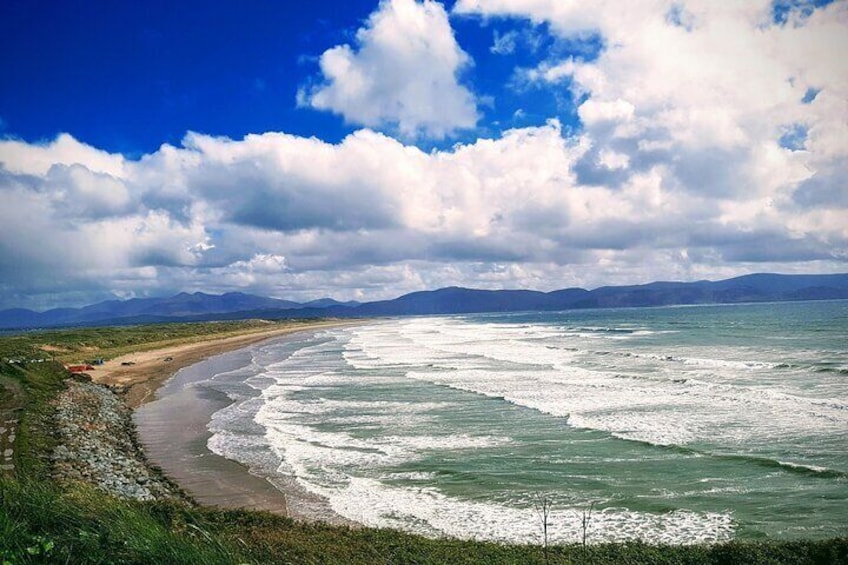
[2, 273, 847, 330]
[303, 298, 361, 308]
[0, 292, 303, 330]
[344, 273, 848, 316]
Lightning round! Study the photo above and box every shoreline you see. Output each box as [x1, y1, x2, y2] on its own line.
[92, 320, 362, 521]
[91, 320, 356, 408]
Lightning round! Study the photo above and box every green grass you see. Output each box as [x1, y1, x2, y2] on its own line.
[2, 478, 845, 564]
[1, 322, 846, 564]
[0, 479, 244, 564]
[1, 357, 65, 481]
[0, 319, 318, 365]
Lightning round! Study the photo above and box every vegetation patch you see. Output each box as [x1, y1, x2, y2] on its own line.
[4, 319, 313, 365]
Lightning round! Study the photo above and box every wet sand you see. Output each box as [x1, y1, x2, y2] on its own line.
[99, 321, 360, 521]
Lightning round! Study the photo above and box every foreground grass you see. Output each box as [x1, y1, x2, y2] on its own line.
[0, 480, 241, 564]
[3, 479, 845, 565]
[1, 322, 846, 564]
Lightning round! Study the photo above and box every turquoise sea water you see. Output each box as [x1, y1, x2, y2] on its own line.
[201, 301, 848, 544]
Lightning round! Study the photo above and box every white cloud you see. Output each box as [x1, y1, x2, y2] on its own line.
[233, 253, 288, 275]
[456, 0, 848, 238]
[0, 133, 126, 177]
[209, 253, 288, 288]
[491, 29, 518, 54]
[301, 0, 478, 139]
[578, 98, 635, 125]
[1, 117, 845, 310]
[456, 0, 848, 156]
[598, 148, 629, 170]
[45, 165, 134, 219]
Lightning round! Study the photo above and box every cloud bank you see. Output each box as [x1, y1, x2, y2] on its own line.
[1, 0, 846, 309]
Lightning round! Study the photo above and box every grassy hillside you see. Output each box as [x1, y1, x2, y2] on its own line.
[3, 476, 845, 565]
[1, 319, 307, 364]
[1, 322, 846, 564]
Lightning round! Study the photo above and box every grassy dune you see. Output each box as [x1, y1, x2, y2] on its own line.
[2, 319, 306, 365]
[1, 321, 845, 564]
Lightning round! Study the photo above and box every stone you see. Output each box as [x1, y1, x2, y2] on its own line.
[48, 381, 181, 502]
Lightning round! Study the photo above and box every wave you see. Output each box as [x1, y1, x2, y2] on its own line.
[360, 318, 801, 378]
[562, 326, 641, 334]
[204, 316, 847, 543]
[402, 360, 848, 448]
[321, 477, 734, 545]
[625, 352, 781, 370]
[814, 366, 848, 375]
[651, 443, 848, 480]
[584, 348, 787, 371]
[770, 459, 848, 479]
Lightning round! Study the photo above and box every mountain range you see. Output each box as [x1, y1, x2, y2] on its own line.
[2, 272, 847, 330]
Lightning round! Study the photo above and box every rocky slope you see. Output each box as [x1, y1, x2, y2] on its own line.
[51, 379, 181, 501]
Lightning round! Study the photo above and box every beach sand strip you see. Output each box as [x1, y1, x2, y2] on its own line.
[91, 320, 354, 408]
[90, 320, 361, 521]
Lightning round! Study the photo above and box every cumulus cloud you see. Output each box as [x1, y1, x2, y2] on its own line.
[300, 0, 478, 139]
[1, 113, 845, 310]
[455, 0, 848, 177]
[0, 133, 126, 177]
[455, 0, 848, 246]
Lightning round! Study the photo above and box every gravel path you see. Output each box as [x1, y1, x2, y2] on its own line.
[0, 375, 23, 475]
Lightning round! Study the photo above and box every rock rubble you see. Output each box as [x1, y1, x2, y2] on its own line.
[51, 379, 181, 501]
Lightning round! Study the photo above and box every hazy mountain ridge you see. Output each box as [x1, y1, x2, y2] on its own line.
[2, 273, 847, 330]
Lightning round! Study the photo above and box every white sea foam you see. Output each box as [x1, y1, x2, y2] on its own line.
[671, 356, 777, 370]
[403, 363, 848, 446]
[256, 415, 510, 490]
[250, 369, 512, 484]
[347, 319, 848, 448]
[323, 477, 734, 545]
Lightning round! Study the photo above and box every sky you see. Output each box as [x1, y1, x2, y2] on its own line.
[0, 0, 846, 310]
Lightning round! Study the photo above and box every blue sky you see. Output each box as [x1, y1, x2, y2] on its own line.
[1, 1, 386, 152]
[0, 0, 583, 154]
[0, 0, 846, 309]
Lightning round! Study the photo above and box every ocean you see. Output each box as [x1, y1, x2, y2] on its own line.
[195, 300, 847, 544]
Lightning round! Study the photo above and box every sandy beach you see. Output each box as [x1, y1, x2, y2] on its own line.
[91, 320, 354, 408]
[92, 320, 361, 520]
